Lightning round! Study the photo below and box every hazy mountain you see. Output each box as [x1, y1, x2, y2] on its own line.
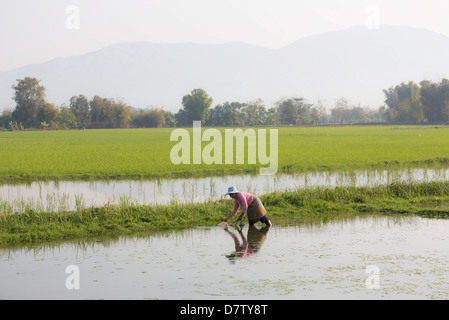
[1, 25, 449, 112]
[276, 25, 449, 109]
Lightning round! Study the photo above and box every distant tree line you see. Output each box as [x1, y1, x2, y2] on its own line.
[0, 77, 173, 130]
[383, 79, 449, 123]
[2, 76, 448, 131]
[172, 88, 386, 127]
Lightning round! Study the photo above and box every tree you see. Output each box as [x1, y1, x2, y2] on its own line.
[106, 101, 132, 128]
[54, 107, 78, 129]
[11, 77, 47, 128]
[309, 107, 320, 125]
[178, 88, 213, 125]
[314, 98, 328, 124]
[383, 81, 423, 123]
[420, 79, 449, 122]
[40, 121, 49, 130]
[89, 95, 110, 127]
[350, 105, 366, 123]
[70, 95, 90, 128]
[132, 108, 166, 128]
[241, 99, 266, 126]
[330, 106, 346, 124]
[163, 111, 177, 128]
[330, 98, 354, 124]
[8, 121, 22, 131]
[277, 97, 312, 125]
[264, 107, 278, 125]
[207, 102, 244, 126]
[374, 105, 388, 123]
[277, 98, 299, 125]
[38, 102, 59, 124]
[89, 96, 131, 128]
[0, 109, 13, 129]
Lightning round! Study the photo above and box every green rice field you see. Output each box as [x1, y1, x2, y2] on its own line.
[1, 125, 449, 181]
[2, 125, 449, 245]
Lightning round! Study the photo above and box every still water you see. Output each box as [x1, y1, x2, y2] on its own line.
[2, 168, 449, 212]
[1, 215, 449, 299]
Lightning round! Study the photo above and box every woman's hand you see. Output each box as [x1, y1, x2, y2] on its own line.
[216, 217, 229, 226]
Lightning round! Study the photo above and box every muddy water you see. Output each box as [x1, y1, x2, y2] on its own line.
[1, 215, 449, 299]
[1, 167, 449, 212]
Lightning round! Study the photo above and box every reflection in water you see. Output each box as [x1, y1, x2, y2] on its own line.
[224, 225, 270, 262]
[1, 167, 449, 212]
[2, 215, 449, 299]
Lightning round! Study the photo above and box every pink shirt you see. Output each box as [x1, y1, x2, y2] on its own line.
[227, 192, 255, 220]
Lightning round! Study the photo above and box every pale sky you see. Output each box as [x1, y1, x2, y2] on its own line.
[1, 0, 449, 71]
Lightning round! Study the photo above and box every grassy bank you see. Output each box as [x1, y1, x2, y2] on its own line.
[2, 126, 449, 182]
[1, 180, 449, 246]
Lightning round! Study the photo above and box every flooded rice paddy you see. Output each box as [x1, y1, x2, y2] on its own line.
[1, 215, 449, 299]
[2, 168, 449, 299]
[2, 167, 449, 212]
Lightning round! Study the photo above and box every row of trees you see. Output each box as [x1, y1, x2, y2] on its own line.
[175, 89, 386, 126]
[1, 77, 388, 131]
[203, 96, 386, 126]
[0, 77, 174, 130]
[383, 79, 449, 123]
[4, 76, 449, 130]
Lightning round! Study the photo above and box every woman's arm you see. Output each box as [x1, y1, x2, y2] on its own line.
[235, 193, 248, 221]
[224, 201, 240, 221]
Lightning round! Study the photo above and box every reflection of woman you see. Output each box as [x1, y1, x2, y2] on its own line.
[222, 186, 272, 227]
[225, 225, 269, 262]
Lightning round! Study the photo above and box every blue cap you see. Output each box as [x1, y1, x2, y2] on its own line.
[224, 186, 239, 196]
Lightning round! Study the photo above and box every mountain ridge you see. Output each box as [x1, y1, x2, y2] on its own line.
[1, 25, 449, 112]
